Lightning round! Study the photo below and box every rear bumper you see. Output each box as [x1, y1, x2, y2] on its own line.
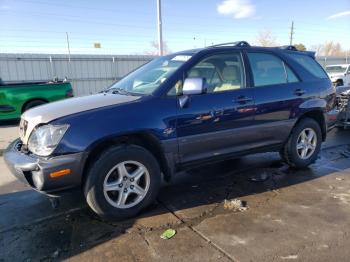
[4, 139, 84, 194]
[325, 108, 338, 131]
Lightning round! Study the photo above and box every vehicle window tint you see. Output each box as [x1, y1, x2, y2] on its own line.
[187, 53, 245, 93]
[287, 53, 328, 79]
[247, 53, 288, 87]
[285, 65, 299, 83]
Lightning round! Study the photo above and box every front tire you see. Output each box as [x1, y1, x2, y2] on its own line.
[84, 145, 161, 220]
[281, 118, 322, 168]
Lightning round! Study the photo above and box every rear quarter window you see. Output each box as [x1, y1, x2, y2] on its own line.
[287, 53, 328, 79]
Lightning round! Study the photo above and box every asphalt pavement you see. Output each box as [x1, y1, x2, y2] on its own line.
[1, 125, 350, 261]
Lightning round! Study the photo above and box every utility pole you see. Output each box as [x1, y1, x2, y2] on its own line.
[157, 0, 163, 56]
[65, 32, 71, 62]
[289, 21, 294, 46]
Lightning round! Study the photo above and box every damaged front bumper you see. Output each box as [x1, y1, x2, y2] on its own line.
[4, 139, 85, 194]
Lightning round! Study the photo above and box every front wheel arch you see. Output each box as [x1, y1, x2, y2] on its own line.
[81, 132, 174, 186]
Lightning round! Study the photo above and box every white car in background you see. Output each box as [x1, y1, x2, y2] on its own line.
[325, 64, 350, 86]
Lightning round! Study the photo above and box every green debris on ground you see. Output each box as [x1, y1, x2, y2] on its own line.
[160, 229, 176, 240]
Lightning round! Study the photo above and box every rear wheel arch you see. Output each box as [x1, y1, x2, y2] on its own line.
[296, 110, 326, 141]
[82, 132, 173, 185]
[22, 98, 48, 113]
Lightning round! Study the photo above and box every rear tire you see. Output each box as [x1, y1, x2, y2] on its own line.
[280, 118, 322, 168]
[23, 100, 46, 112]
[84, 145, 161, 220]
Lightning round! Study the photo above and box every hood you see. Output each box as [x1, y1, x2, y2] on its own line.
[328, 72, 345, 79]
[20, 93, 141, 144]
[336, 85, 350, 95]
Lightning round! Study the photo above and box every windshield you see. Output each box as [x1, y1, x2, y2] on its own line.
[326, 65, 347, 74]
[108, 54, 192, 95]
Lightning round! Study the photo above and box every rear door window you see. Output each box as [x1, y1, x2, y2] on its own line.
[286, 53, 328, 79]
[247, 52, 298, 87]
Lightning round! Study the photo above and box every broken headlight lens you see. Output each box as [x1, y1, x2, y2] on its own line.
[28, 124, 69, 156]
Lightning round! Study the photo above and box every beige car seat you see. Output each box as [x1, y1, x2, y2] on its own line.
[214, 65, 241, 92]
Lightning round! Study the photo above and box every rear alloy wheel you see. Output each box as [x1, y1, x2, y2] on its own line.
[296, 128, 317, 160]
[281, 117, 322, 168]
[84, 145, 161, 220]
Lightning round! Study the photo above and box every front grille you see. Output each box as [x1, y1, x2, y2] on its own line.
[13, 140, 29, 154]
[15, 141, 22, 151]
[19, 118, 28, 140]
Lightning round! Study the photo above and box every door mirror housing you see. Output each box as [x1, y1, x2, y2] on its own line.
[182, 77, 206, 95]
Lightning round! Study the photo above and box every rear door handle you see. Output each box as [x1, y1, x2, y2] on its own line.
[294, 89, 306, 96]
[234, 96, 253, 104]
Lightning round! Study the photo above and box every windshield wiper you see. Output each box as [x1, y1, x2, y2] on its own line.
[105, 88, 132, 95]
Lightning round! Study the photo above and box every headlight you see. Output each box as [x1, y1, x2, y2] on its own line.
[28, 124, 69, 156]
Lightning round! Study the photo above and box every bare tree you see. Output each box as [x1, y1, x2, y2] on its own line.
[312, 41, 346, 57]
[255, 30, 277, 47]
[145, 41, 171, 56]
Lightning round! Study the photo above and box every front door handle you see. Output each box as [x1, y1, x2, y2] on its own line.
[294, 89, 306, 96]
[234, 96, 253, 104]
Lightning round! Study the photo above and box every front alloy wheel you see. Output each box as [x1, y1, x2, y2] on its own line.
[84, 145, 161, 220]
[103, 161, 150, 209]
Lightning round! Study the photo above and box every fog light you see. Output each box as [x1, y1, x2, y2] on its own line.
[32, 171, 44, 190]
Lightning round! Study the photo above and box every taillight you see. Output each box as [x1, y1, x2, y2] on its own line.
[66, 89, 74, 98]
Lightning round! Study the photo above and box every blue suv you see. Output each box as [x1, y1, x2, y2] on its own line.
[4, 42, 336, 220]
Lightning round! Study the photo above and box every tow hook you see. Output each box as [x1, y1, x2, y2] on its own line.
[49, 197, 60, 209]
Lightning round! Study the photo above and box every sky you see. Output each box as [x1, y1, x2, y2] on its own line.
[0, 0, 349, 54]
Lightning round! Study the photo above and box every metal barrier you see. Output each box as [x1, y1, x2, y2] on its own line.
[0, 53, 154, 96]
[0, 53, 348, 96]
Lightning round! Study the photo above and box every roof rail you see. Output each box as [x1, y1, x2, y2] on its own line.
[276, 45, 316, 58]
[277, 45, 298, 51]
[210, 41, 250, 48]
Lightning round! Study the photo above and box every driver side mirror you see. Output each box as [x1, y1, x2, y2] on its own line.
[182, 77, 206, 95]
